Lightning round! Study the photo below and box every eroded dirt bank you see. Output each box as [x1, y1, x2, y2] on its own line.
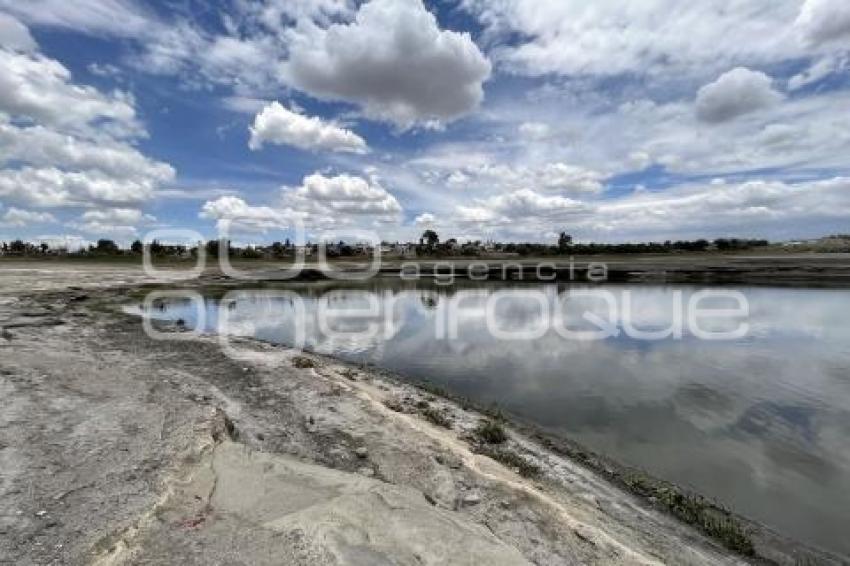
[0, 264, 843, 565]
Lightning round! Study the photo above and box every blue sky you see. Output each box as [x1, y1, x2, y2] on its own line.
[1, 0, 849, 248]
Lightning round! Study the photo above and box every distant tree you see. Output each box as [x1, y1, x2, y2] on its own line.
[240, 247, 263, 259]
[557, 232, 573, 251]
[421, 230, 439, 247]
[205, 239, 231, 258]
[9, 239, 26, 254]
[40, 243, 49, 254]
[96, 239, 119, 254]
[130, 240, 144, 254]
[270, 241, 285, 258]
[148, 240, 164, 255]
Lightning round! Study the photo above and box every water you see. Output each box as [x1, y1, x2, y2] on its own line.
[146, 279, 850, 556]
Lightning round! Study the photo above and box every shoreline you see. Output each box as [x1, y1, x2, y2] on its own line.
[4, 251, 850, 287]
[1, 263, 847, 564]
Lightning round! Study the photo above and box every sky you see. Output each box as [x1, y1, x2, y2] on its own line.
[0, 0, 849, 247]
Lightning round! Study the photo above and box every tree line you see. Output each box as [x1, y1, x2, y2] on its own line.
[1, 234, 772, 258]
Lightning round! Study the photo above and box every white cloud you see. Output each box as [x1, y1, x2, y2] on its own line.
[0, 12, 36, 52]
[282, 0, 491, 128]
[249, 0, 355, 27]
[463, 1, 805, 78]
[414, 212, 436, 227]
[0, 121, 174, 182]
[222, 96, 271, 114]
[200, 172, 404, 235]
[460, 188, 587, 225]
[788, 54, 846, 90]
[0, 167, 158, 207]
[456, 205, 500, 224]
[72, 222, 139, 238]
[285, 172, 402, 218]
[0, 207, 56, 227]
[0, 0, 154, 38]
[248, 101, 368, 154]
[695, 68, 783, 123]
[438, 160, 605, 194]
[200, 195, 298, 233]
[795, 0, 850, 45]
[0, 48, 141, 137]
[87, 62, 122, 78]
[68, 207, 156, 236]
[444, 177, 850, 241]
[80, 208, 153, 224]
[0, 22, 173, 226]
[518, 122, 551, 140]
[623, 90, 850, 174]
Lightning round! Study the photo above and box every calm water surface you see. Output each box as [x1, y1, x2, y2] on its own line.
[149, 280, 850, 556]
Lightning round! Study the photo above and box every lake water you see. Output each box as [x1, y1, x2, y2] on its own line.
[147, 280, 850, 556]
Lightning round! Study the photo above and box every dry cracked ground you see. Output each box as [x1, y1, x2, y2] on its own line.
[0, 262, 839, 565]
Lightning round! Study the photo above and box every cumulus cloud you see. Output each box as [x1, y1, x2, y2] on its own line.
[0, 207, 56, 227]
[200, 195, 297, 233]
[0, 121, 174, 182]
[695, 68, 783, 123]
[285, 172, 402, 218]
[68, 207, 156, 236]
[200, 172, 404, 235]
[0, 167, 159, 207]
[0, 49, 141, 137]
[796, 0, 850, 44]
[248, 101, 368, 153]
[0, 19, 173, 233]
[457, 188, 587, 227]
[282, 0, 491, 128]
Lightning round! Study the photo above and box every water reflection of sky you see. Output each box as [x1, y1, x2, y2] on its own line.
[150, 283, 850, 557]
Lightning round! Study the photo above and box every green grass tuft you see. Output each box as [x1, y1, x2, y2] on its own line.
[474, 420, 508, 444]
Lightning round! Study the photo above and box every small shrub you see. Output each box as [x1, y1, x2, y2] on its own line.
[292, 356, 315, 369]
[474, 420, 507, 444]
[477, 446, 541, 478]
[421, 407, 452, 429]
[657, 490, 754, 556]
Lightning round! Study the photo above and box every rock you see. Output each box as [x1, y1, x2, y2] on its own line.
[354, 447, 368, 459]
[463, 493, 482, 506]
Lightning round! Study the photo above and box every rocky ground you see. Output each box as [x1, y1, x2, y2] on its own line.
[0, 262, 842, 565]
